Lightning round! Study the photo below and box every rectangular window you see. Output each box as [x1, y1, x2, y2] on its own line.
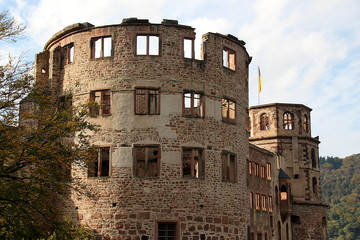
[260, 165, 266, 178]
[182, 147, 205, 179]
[92, 36, 112, 58]
[248, 160, 252, 175]
[266, 163, 272, 180]
[183, 91, 204, 117]
[255, 193, 260, 210]
[136, 35, 159, 55]
[158, 222, 177, 240]
[262, 195, 267, 211]
[268, 196, 273, 212]
[60, 43, 74, 68]
[88, 147, 110, 177]
[58, 95, 72, 110]
[250, 192, 254, 209]
[255, 163, 259, 177]
[135, 88, 160, 115]
[221, 151, 237, 182]
[222, 98, 236, 123]
[223, 47, 236, 70]
[184, 38, 194, 58]
[90, 90, 111, 116]
[133, 146, 160, 177]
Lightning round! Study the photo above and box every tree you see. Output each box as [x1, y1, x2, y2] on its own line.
[0, 11, 95, 239]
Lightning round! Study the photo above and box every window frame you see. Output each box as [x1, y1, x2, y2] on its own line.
[88, 146, 111, 177]
[261, 195, 267, 211]
[266, 163, 272, 180]
[221, 97, 236, 124]
[91, 36, 113, 58]
[133, 145, 160, 178]
[182, 147, 205, 179]
[268, 196, 273, 212]
[89, 89, 111, 116]
[311, 148, 317, 168]
[136, 34, 160, 56]
[183, 38, 195, 59]
[255, 193, 261, 210]
[250, 192, 254, 209]
[221, 151, 237, 182]
[155, 221, 179, 240]
[283, 112, 294, 130]
[303, 114, 309, 132]
[260, 165, 266, 179]
[60, 43, 74, 68]
[134, 87, 160, 115]
[222, 47, 236, 70]
[260, 113, 270, 130]
[183, 91, 204, 118]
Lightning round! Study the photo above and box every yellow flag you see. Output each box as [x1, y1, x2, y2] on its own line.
[258, 66, 262, 93]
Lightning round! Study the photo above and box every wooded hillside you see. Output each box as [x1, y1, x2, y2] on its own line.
[320, 154, 360, 240]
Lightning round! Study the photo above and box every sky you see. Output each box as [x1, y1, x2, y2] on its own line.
[1, 0, 359, 158]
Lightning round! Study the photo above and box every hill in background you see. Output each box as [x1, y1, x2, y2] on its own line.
[320, 154, 360, 240]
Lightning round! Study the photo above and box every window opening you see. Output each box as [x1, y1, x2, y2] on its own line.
[222, 98, 236, 123]
[283, 112, 294, 130]
[255, 163, 259, 177]
[255, 193, 260, 210]
[262, 195, 267, 211]
[92, 36, 112, 58]
[311, 149, 317, 168]
[182, 148, 205, 179]
[60, 44, 74, 68]
[88, 147, 110, 177]
[158, 222, 176, 240]
[223, 47, 236, 70]
[303, 114, 309, 132]
[266, 163, 272, 180]
[268, 196, 273, 212]
[250, 192, 254, 209]
[312, 177, 317, 194]
[136, 35, 159, 55]
[280, 185, 288, 200]
[183, 91, 204, 117]
[184, 38, 194, 58]
[134, 146, 160, 177]
[260, 165, 266, 178]
[260, 113, 270, 130]
[89, 90, 111, 116]
[222, 151, 237, 182]
[248, 160, 252, 175]
[135, 88, 160, 115]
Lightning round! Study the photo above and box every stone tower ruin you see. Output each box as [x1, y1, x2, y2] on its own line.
[33, 18, 328, 240]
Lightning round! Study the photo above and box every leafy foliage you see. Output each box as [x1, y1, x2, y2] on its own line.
[320, 154, 360, 240]
[0, 11, 96, 239]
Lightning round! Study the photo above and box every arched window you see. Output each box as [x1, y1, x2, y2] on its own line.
[260, 113, 270, 130]
[283, 112, 294, 130]
[312, 177, 317, 194]
[280, 185, 288, 200]
[303, 114, 309, 132]
[311, 149, 317, 168]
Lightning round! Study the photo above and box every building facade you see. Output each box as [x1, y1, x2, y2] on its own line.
[32, 19, 327, 240]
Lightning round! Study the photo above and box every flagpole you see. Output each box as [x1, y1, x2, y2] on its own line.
[258, 66, 262, 105]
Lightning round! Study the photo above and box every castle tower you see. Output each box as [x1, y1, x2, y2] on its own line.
[249, 103, 328, 240]
[35, 19, 252, 239]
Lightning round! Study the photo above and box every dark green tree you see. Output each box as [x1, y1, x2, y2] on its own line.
[0, 11, 95, 239]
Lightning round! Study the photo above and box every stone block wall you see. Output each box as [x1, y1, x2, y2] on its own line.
[37, 19, 252, 239]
